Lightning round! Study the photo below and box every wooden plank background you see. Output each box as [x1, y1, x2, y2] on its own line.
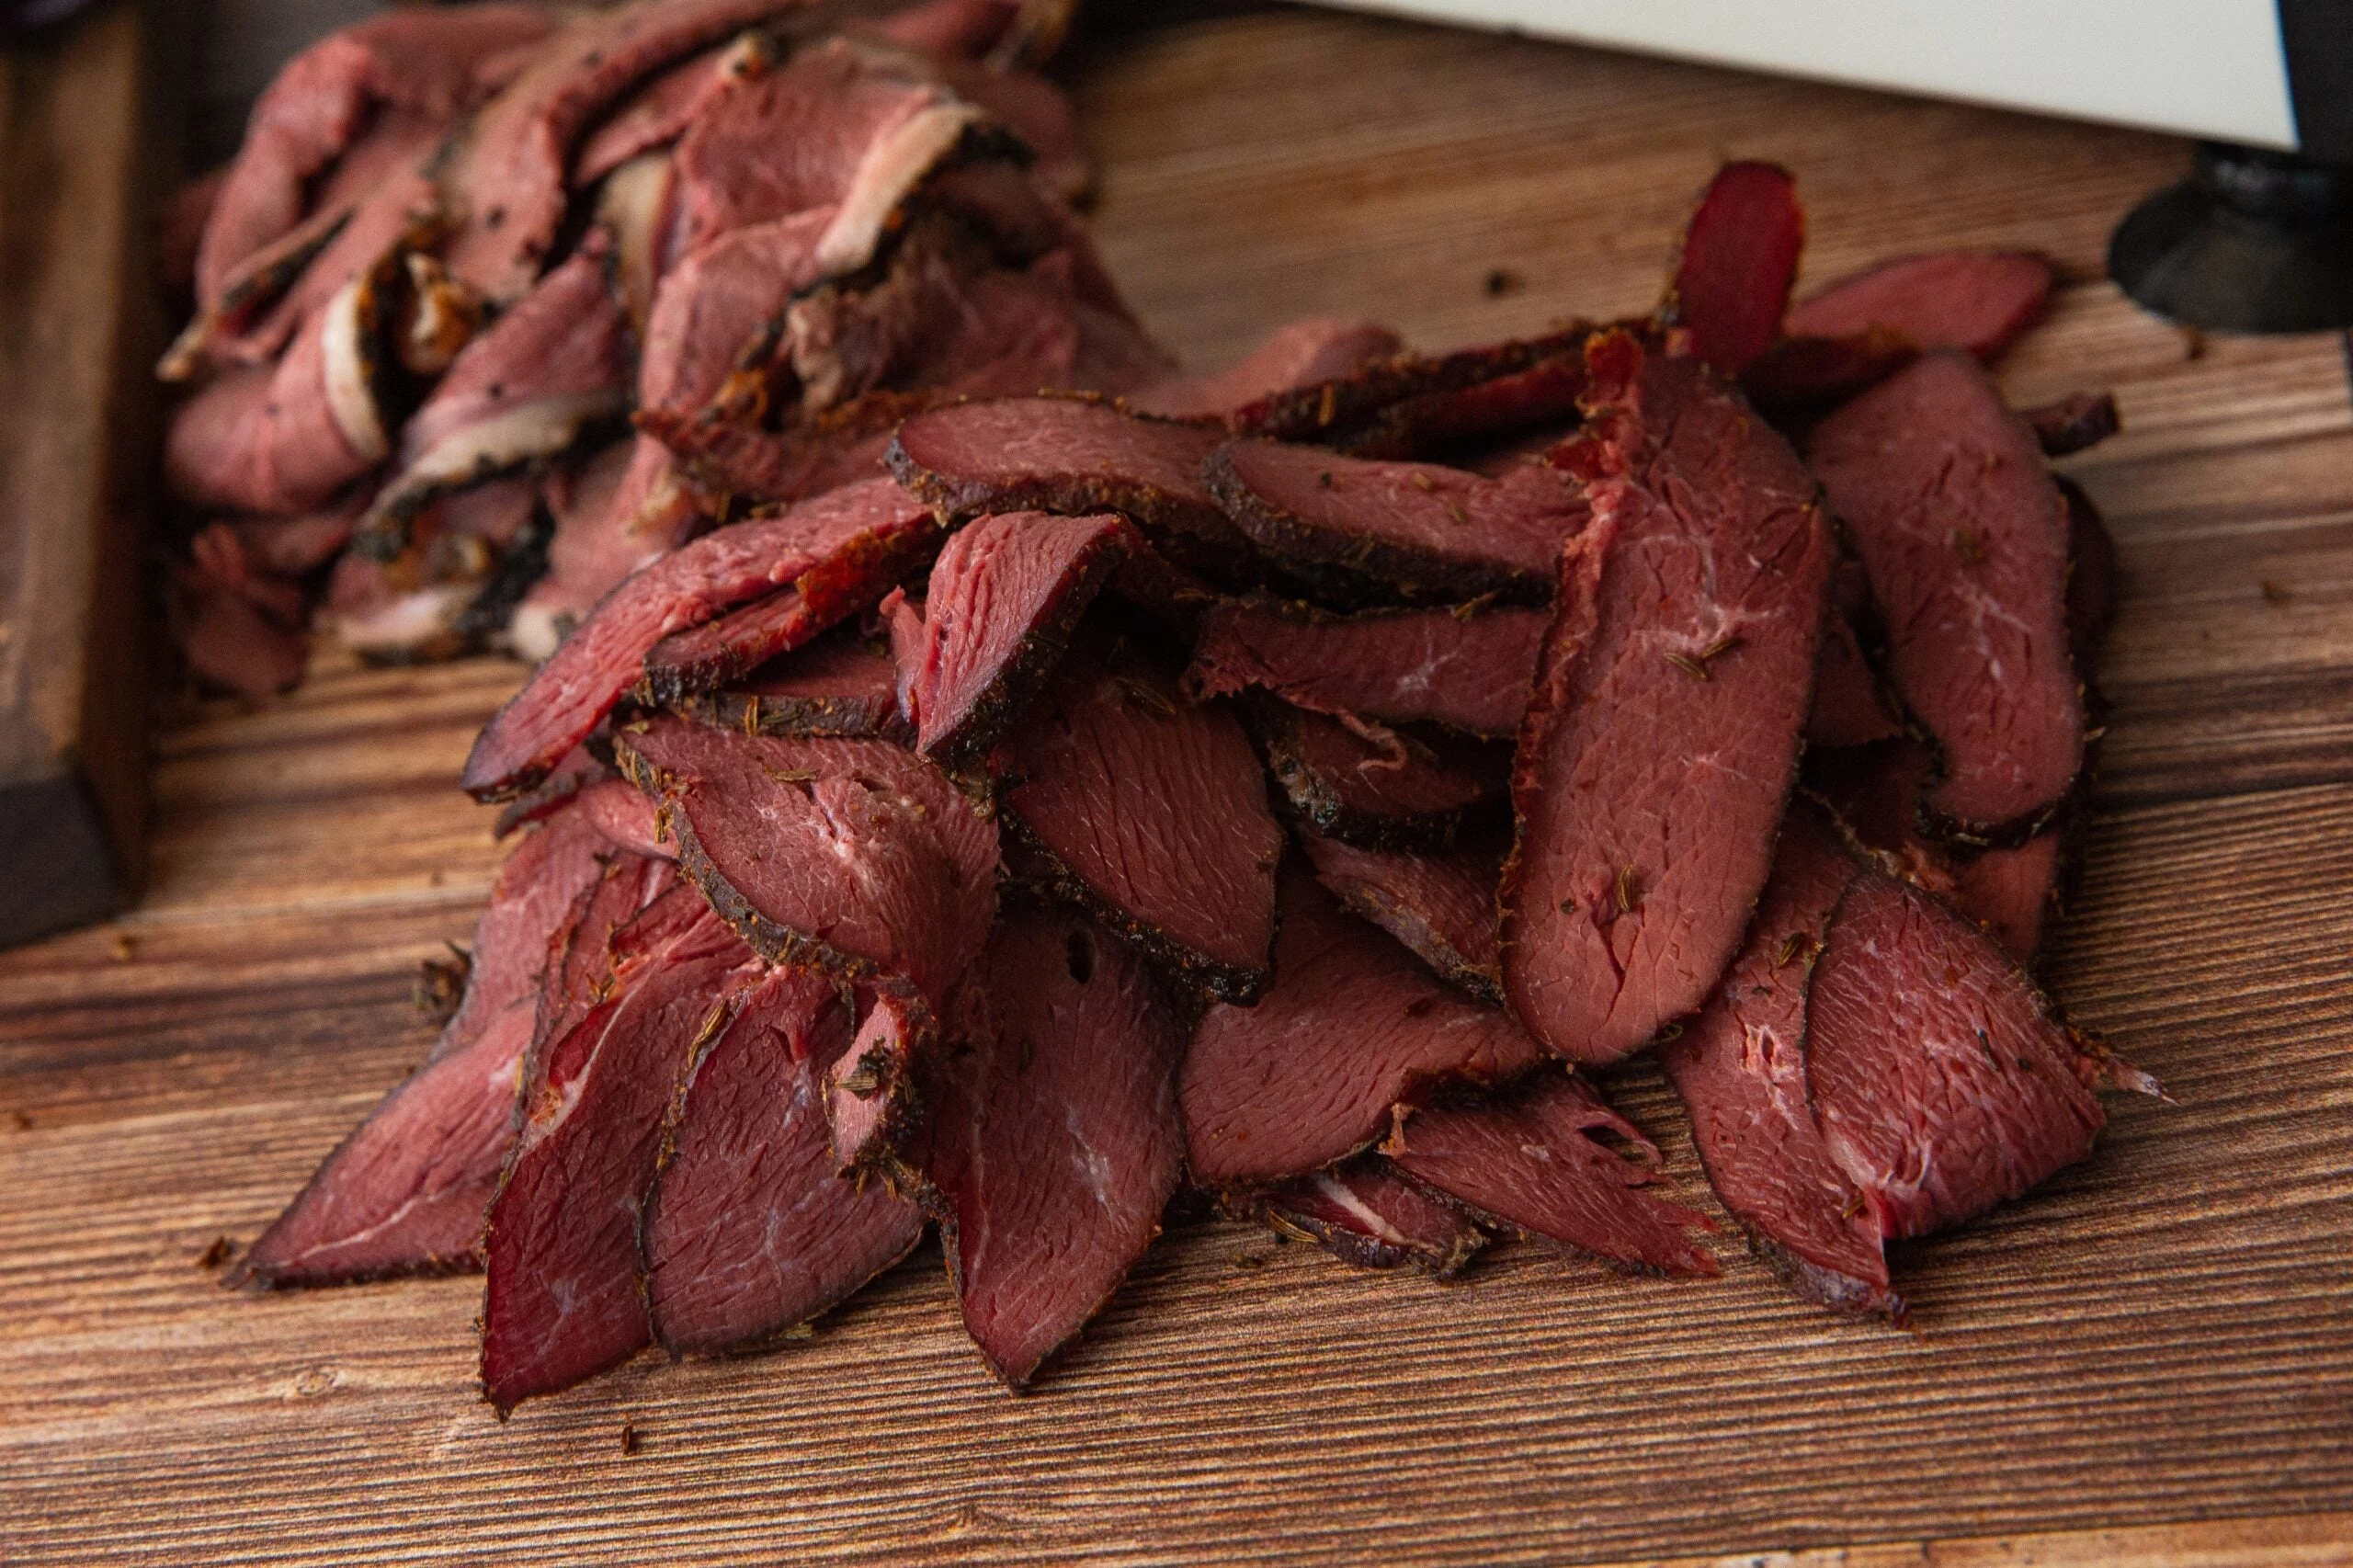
[5, 6, 2352, 1563]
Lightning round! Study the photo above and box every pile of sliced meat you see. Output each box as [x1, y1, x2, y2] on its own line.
[224, 24, 2157, 1405]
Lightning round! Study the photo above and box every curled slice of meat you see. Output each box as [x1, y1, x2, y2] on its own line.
[1300, 832, 1502, 1003]
[1387, 1070, 1719, 1277]
[897, 510, 1131, 764]
[996, 651, 1283, 1001]
[1207, 440, 1588, 604]
[1502, 333, 1830, 1068]
[1660, 160, 1803, 378]
[482, 888, 758, 1413]
[2024, 391, 2120, 459]
[1806, 351, 2084, 841]
[641, 964, 923, 1357]
[1257, 1160, 1486, 1278]
[1246, 696, 1508, 850]
[1806, 869, 2120, 1243]
[463, 476, 935, 800]
[921, 903, 1185, 1388]
[1785, 250, 2054, 361]
[670, 627, 912, 742]
[574, 30, 776, 188]
[618, 719, 998, 1006]
[1228, 325, 1589, 447]
[1186, 597, 1545, 739]
[1184, 869, 1543, 1187]
[1654, 803, 1897, 1317]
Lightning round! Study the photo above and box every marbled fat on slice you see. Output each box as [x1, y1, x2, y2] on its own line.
[1258, 1159, 1486, 1278]
[1502, 333, 1831, 1067]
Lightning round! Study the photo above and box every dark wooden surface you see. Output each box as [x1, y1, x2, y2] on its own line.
[5, 7, 2352, 1563]
[0, 0, 174, 948]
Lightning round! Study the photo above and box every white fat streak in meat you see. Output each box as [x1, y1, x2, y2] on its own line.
[1065, 1104, 1116, 1211]
[321, 276, 392, 465]
[374, 389, 631, 520]
[329, 581, 477, 657]
[813, 99, 991, 279]
[598, 152, 676, 337]
[1311, 1171, 1412, 1247]
[506, 602, 569, 665]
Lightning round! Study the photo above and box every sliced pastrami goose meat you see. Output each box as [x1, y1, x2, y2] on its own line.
[1805, 869, 2118, 1244]
[1227, 326, 1589, 447]
[997, 652, 1282, 1000]
[920, 903, 1185, 1388]
[574, 31, 774, 188]
[1502, 333, 1831, 1067]
[1256, 1159, 1486, 1278]
[888, 397, 1235, 543]
[233, 801, 668, 1289]
[618, 718, 998, 1006]
[1785, 250, 2054, 361]
[1660, 160, 1803, 379]
[1124, 319, 1404, 421]
[635, 209, 835, 435]
[438, 0, 802, 304]
[482, 886, 758, 1413]
[1300, 833, 1503, 1003]
[1182, 869, 1543, 1186]
[1388, 1070, 1719, 1276]
[640, 964, 924, 1357]
[1806, 350, 2084, 841]
[1247, 697, 1508, 850]
[362, 235, 631, 544]
[1185, 597, 1545, 739]
[507, 437, 701, 668]
[894, 511, 1131, 764]
[463, 476, 936, 800]
[1653, 803, 1897, 1316]
[670, 627, 912, 742]
[1336, 356, 1587, 462]
[637, 512, 941, 704]
[1206, 440, 1588, 604]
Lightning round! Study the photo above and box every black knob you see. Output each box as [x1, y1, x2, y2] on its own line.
[2110, 142, 2353, 335]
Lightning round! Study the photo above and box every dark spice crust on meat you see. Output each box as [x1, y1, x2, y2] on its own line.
[1228, 325, 1593, 446]
[995, 809, 1264, 1004]
[1241, 1187, 1488, 1278]
[1242, 696, 1506, 851]
[1203, 444, 1556, 607]
[668, 684, 913, 743]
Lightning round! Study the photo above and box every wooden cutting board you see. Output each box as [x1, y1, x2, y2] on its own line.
[4, 7, 2350, 1564]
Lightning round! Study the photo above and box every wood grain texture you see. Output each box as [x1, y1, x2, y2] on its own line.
[0, 0, 175, 947]
[5, 6, 2352, 1564]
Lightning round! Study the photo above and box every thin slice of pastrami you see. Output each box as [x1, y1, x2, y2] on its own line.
[1182, 870, 1544, 1186]
[1387, 1069, 1719, 1276]
[2024, 392, 2120, 458]
[1299, 832, 1503, 1003]
[1660, 160, 1803, 378]
[1336, 354, 1587, 461]
[669, 627, 911, 742]
[231, 803, 666, 1289]
[1125, 319, 1404, 421]
[439, 0, 801, 304]
[1256, 1159, 1486, 1278]
[1739, 327, 1918, 418]
[1247, 696, 1509, 850]
[900, 510, 1131, 765]
[494, 742, 613, 839]
[1206, 440, 1587, 604]
[1805, 869, 2111, 1243]
[1227, 325, 1589, 446]
[462, 476, 936, 800]
[574, 32, 773, 187]
[1185, 597, 1545, 738]
[997, 652, 1282, 1000]
[641, 964, 924, 1357]
[1806, 351, 2084, 840]
[1654, 803, 1898, 1316]
[481, 888, 756, 1413]
[1784, 250, 2054, 361]
[1502, 334, 1831, 1067]
[921, 903, 1185, 1388]
[886, 397, 1236, 544]
[636, 513, 940, 704]
[617, 719, 997, 1004]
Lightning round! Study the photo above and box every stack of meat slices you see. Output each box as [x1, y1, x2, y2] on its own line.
[162, 0, 1170, 698]
[237, 148, 2159, 1406]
